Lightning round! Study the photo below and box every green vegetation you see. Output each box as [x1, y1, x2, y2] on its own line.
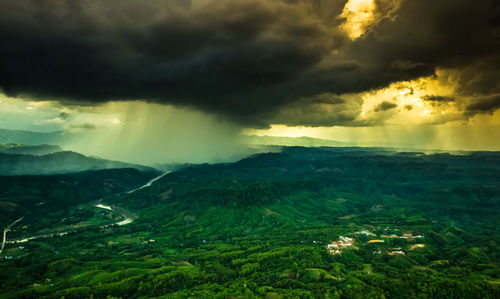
[0, 168, 159, 231]
[0, 150, 157, 176]
[0, 147, 499, 298]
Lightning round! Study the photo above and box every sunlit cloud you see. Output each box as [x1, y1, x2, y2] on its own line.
[339, 0, 401, 40]
[340, 0, 376, 40]
[246, 69, 500, 151]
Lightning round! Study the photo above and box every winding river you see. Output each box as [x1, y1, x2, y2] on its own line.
[2, 172, 166, 246]
[0, 217, 24, 255]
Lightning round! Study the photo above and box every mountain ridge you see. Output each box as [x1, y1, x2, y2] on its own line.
[0, 150, 156, 175]
[0, 143, 63, 155]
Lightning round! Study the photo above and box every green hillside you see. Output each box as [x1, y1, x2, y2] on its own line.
[0, 168, 159, 230]
[0, 147, 499, 298]
[0, 151, 157, 175]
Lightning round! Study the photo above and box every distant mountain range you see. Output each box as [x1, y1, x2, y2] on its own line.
[245, 134, 419, 149]
[244, 135, 476, 155]
[244, 135, 347, 147]
[0, 129, 157, 175]
[0, 143, 63, 155]
[0, 128, 351, 149]
[0, 128, 64, 145]
[0, 149, 156, 176]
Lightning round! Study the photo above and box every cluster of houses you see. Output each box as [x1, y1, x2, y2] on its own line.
[326, 236, 356, 255]
[355, 229, 423, 240]
[327, 229, 426, 256]
[381, 233, 423, 239]
[355, 230, 376, 237]
[410, 244, 425, 250]
[367, 239, 385, 244]
[388, 250, 405, 256]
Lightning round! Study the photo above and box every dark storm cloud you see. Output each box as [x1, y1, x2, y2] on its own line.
[465, 94, 500, 114]
[346, 0, 500, 116]
[375, 101, 397, 112]
[266, 93, 363, 127]
[68, 123, 97, 130]
[422, 96, 454, 103]
[0, 0, 499, 127]
[58, 112, 71, 120]
[445, 55, 500, 97]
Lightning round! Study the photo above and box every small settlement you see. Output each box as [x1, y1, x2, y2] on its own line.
[327, 229, 425, 256]
[409, 244, 425, 250]
[326, 236, 355, 255]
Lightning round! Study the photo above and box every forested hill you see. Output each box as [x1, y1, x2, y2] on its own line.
[0, 168, 159, 228]
[0, 151, 156, 175]
[1, 147, 499, 298]
[116, 147, 500, 230]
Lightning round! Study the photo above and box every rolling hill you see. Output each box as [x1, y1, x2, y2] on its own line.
[0, 147, 498, 298]
[0, 151, 156, 175]
[0, 168, 160, 229]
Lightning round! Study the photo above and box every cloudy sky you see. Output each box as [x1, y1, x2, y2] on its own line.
[1, 0, 499, 163]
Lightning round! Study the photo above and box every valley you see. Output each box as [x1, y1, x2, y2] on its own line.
[1, 217, 24, 256]
[0, 147, 498, 298]
[2, 1, 499, 297]
[3, 172, 167, 247]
